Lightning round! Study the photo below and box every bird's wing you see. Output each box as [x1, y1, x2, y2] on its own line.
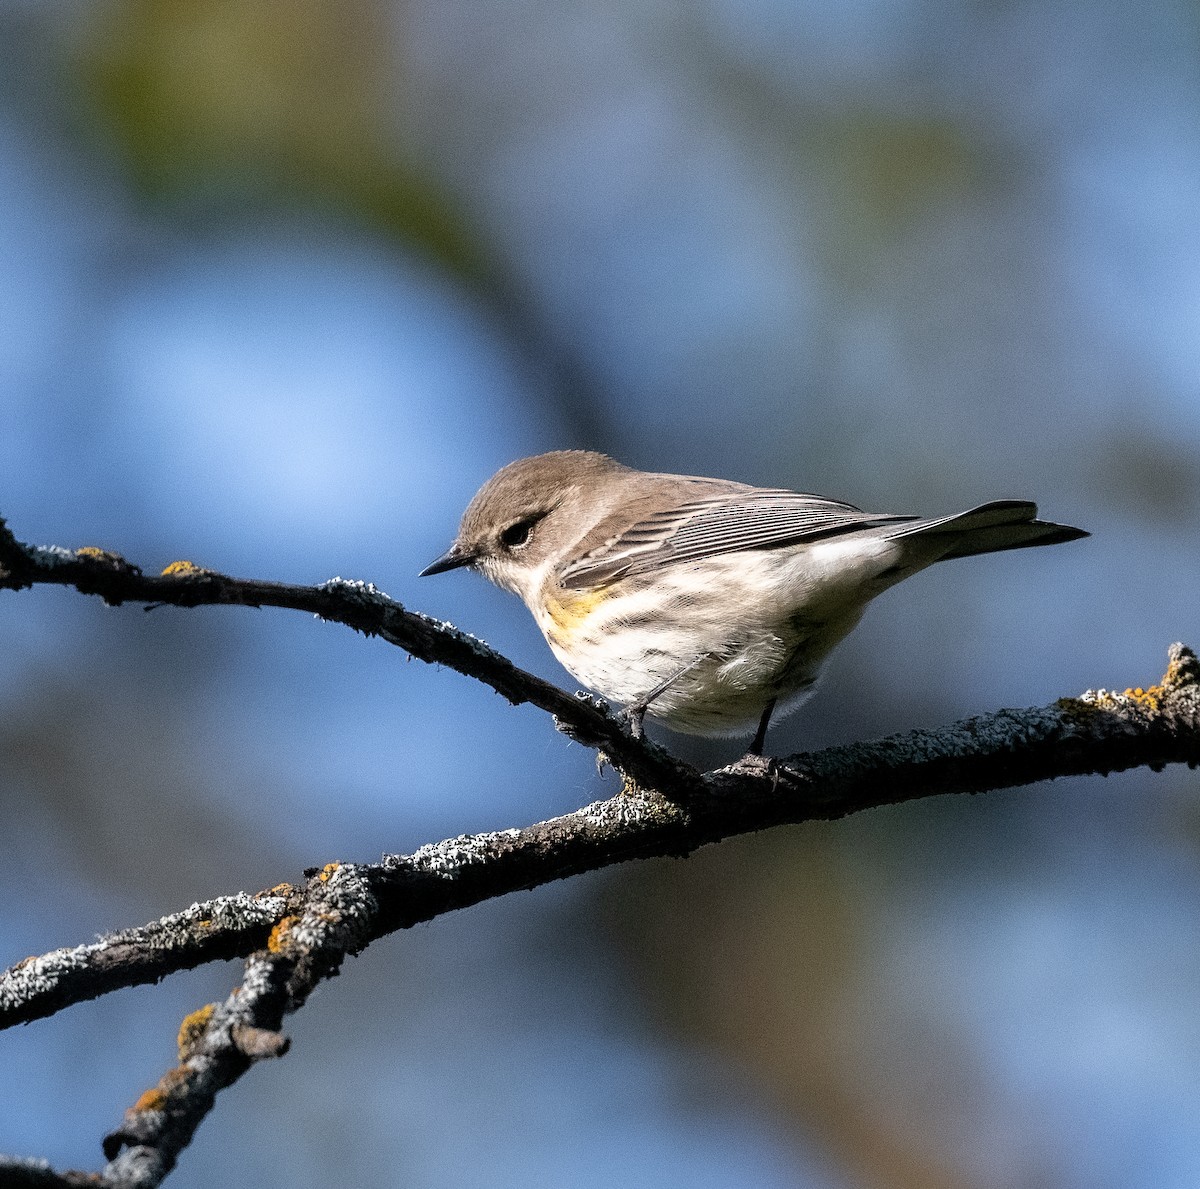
[557, 488, 919, 589]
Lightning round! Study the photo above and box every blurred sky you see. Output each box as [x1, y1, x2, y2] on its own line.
[1, 0, 1199, 1186]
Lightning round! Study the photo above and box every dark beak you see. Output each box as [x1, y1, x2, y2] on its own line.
[419, 546, 474, 577]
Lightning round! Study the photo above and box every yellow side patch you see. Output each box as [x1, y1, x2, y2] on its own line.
[543, 587, 608, 634]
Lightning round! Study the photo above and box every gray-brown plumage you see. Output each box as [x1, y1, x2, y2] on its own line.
[422, 451, 1087, 753]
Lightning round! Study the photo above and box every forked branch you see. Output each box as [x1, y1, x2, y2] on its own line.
[1, 519, 1197, 1188]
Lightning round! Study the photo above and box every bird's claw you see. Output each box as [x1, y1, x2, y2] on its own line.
[621, 703, 648, 740]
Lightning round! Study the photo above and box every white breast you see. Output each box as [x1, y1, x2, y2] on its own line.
[527, 537, 905, 736]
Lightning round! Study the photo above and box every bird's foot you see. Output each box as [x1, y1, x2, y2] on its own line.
[621, 702, 648, 740]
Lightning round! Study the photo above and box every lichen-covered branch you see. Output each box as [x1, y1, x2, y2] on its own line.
[7, 643, 1197, 1047]
[0, 519, 696, 796]
[0, 891, 297, 1029]
[2, 516, 1199, 1187]
[93, 863, 376, 1187]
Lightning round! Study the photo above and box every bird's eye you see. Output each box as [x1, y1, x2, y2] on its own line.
[500, 517, 538, 550]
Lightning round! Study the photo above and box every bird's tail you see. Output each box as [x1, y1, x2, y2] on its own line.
[885, 500, 1089, 561]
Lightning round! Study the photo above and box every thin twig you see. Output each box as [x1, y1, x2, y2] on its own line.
[0, 519, 696, 796]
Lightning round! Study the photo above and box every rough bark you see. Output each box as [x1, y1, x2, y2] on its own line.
[1, 519, 1197, 1187]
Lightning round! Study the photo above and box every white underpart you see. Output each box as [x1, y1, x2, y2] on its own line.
[527, 534, 914, 736]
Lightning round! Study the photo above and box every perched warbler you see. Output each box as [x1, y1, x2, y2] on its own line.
[422, 451, 1086, 755]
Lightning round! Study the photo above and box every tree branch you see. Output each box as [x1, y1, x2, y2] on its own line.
[0, 891, 296, 1029]
[0, 519, 696, 796]
[6, 641, 1198, 1036]
[2, 518, 1198, 1186]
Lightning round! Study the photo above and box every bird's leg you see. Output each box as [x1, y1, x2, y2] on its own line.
[624, 703, 648, 740]
[747, 698, 777, 757]
[622, 654, 711, 739]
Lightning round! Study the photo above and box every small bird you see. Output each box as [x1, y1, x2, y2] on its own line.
[421, 451, 1087, 756]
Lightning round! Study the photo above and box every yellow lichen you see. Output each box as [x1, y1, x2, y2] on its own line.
[160, 559, 209, 576]
[264, 882, 295, 896]
[317, 862, 340, 883]
[1163, 650, 1199, 689]
[176, 1003, 217, 1060]
[1061, 675, 1175, 718]
[75, 546, 123, 564]
[1087, 650, 1200, 712]
[1055, 695, 1097, 722]
[267, 915, 299, 953]
[1061, 647, 1200, 720]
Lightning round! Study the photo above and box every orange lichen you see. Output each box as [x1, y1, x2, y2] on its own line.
[263, 882, 295, 897]
[129, 1066, 193, 1115]
[1121, 685, 1164, 711]
[317, 862, 340, 883]
[132, 1086, 168, 1113]
[1060, 648, 1197, 720]
[267, 915, 299, 953]
[177, 1003, 217, 1060]
[160, 559, 209, 576]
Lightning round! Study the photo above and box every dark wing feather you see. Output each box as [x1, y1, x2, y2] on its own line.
[558, 489, 919, 589]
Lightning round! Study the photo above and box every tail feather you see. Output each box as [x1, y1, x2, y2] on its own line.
[885, 500, 1089, 561]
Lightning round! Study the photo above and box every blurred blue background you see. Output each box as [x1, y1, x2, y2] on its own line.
[1, 0, 1198, 1185]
